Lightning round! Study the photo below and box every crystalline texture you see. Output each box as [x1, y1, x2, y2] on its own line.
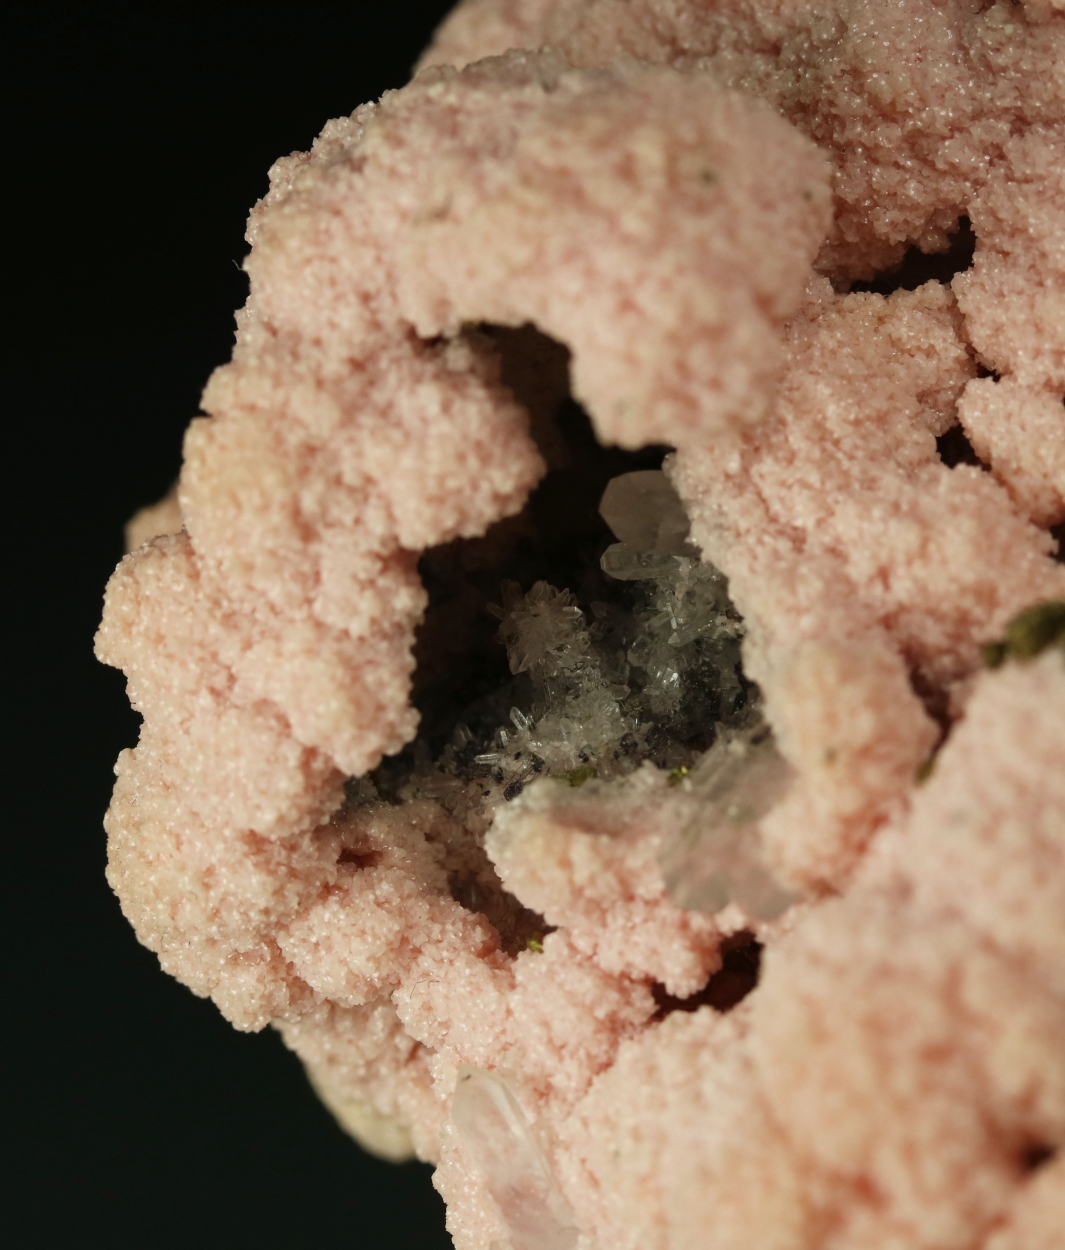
[451, 1067, 579, 1250]
[598, 473, 746, 740]
[470, 474, 751, 791]
[373, 466, 764, 970]
[599, 470, 693, 556]
[98, 9, 1065, 1248]
[658, 727, 799, 921]
[493, 578, 631, 773]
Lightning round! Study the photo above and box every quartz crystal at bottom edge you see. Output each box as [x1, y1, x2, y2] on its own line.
[451, 1067, 579, 1250]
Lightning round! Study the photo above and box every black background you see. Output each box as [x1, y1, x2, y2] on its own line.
[7, 3, 458, 1246]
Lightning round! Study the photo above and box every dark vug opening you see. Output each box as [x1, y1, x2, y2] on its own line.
[935, 423, 987, 470]
[365, 324, 755, 958]
[652, 931, 763, 1018]
[1050, 520, 1065, 564]
[1020, 1142, 1056, 1174]
[404, 325, 671, 765]
[850, 217, 976, 297]
[374, 321, 752, 798]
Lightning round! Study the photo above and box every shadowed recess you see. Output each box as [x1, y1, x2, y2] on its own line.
[408, 326, 671, 761]
[652, 931, 763, 1018]
[1020, 1143, 1056, 1173]
[935, 424, 987, 470]
[850, 218, 976, 296]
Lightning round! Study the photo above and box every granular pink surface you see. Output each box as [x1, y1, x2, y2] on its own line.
[100, 3, 1065, 1247]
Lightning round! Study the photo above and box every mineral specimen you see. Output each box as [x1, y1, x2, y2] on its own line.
[451, 1067, 579, 1250]
[103, 2, 1065, 1247]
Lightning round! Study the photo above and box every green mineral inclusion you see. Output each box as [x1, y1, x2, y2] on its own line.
[983, 600, 1065, 668]
[555, 764, 598, 787]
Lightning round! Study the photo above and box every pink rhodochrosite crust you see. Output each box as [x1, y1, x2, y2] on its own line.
[99, 3, 1065, 1248]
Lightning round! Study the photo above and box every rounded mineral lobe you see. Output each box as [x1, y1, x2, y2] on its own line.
[101, 3, 1065, 1246]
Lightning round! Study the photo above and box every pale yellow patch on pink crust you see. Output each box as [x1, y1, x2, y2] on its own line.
[97, 3, 1065, 1247]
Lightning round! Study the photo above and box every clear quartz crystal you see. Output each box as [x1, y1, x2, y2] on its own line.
[599, 470, 694, 555]
[451, 1067, 579, 1250]
[598, 473, 744, 733]
[496, 579, 631, 769]
[658, 727, 799, 920]
[599, 543, 680, 581]
[388, 471, 752, 845]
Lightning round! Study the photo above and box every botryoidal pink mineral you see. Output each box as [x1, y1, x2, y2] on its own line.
[98, 3, 1065, 1247]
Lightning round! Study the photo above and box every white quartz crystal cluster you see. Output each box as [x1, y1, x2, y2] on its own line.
[597, 471, 746, 736]
[453, 470, 748, 799]
[377, 468, 795, 926]
[490, 578, 632, 778]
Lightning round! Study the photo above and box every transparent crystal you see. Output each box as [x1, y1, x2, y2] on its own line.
[600, 542, 744, 739]
[490, 579, 631, 774]
[599, 542, 681, 582]
[658, 727, 799, 920]
[381, 473, 753, 876]
[599, 469, 693, 555]
[451, 1067, 578, 1250]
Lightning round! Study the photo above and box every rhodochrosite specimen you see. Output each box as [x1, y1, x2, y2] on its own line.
[98, 3, 1065, 1247]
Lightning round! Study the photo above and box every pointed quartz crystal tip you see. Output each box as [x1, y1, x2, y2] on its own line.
[599, 470, 695, 556]
[451, 1067, 579, 1250]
